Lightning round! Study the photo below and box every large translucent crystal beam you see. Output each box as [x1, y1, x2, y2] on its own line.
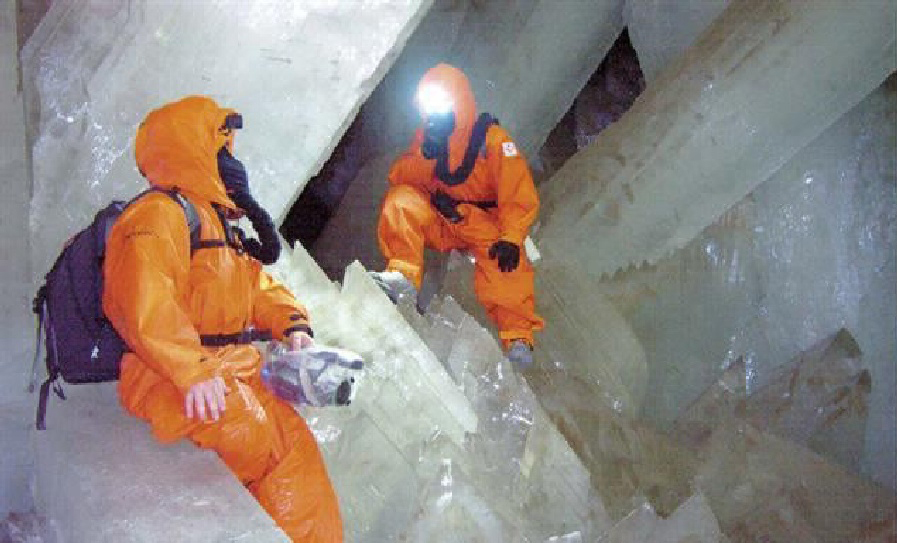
[269, 249, 477, 450]
[536, 0, 897, 277]
[624, 0, 731, 84]
[0, 3, 35, 515]
[0, 0, 33, 376]
[673, 328, 872, 474]
[338, 261, 477, 446]
[695, 422, 896, 543]
[533, 264, 648, 415]
[21, 0, 431, 279]
[593, 76, 895, 486]
[0, 2, 29, 288]
[645, 493, 724, 543]
[399, 295, 612, 540]
[439, 251, 648, 416]
[474, 0, 625, 157]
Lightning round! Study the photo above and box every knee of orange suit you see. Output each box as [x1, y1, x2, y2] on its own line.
[377, 186, 432, 253]
[252, 379, 313, 449]
[386, 259, 424, 289]
[383, 184, 429, 210]
[187, 380, 282, 485]
[382, 185, 442, 233]
[379, 185, 432, 228]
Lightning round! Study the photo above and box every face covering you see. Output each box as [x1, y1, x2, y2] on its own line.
[216, 147, 281, 264]
[421, 111, 455, 159]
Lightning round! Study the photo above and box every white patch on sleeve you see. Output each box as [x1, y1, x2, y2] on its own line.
[501, 141, 518, 157]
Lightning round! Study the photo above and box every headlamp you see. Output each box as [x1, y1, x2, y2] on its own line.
[416, 84, 453, 116]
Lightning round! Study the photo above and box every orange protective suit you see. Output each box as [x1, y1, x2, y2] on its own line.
[379, 63, 545, 346]
[102, 96, 343, 542]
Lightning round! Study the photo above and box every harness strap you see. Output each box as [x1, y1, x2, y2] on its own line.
[458, 198, 497, 210]
[36, 378, 52, 431]
[29, 286, 47, 394]
[200, 329, 272, 347]
[431, 192, 498, 221]
[193, 240, 229, 250]
[35, 291, 64, 430]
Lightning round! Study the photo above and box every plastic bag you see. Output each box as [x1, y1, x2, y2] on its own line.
[260, 342, 364, 407]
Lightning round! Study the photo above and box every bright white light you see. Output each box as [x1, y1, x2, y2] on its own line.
[416, 84, 454, 115]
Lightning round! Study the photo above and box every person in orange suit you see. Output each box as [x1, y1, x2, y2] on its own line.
[371, 63, 545, 369]
[102, 96, 343, 542]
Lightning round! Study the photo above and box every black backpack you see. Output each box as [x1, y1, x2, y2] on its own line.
[30, 188, 200, 430]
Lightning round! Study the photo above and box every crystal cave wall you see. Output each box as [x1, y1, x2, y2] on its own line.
[2, 0, 895, 541]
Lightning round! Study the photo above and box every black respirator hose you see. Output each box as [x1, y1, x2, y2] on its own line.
[232, 193, 281, 265]
[218, 147, 281, 264]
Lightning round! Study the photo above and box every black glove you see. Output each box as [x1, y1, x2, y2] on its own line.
[430, 190, 462, 223]
[488, 240, 520, 273]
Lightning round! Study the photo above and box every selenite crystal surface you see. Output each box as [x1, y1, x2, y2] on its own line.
[34, 384, 290, 542]
[0, 0, 36, 517]
[11, 0, 897, 539]
[624, 0, 730, 84]
[526, 367, 697, 520]
[693, 423, 895, 543]
[644, 493, 724, 543]
[597, 77, 896, 488]
[263, 247, 612, 541]
[439, 250, 649, 417]
[674, 328, 872, 474]
[595, 502, 659, 543]
[537, 0, 896, 278]
[742, 329, 870, 471]
[393, 293, 612, 540]
[21, 0, 431, 279]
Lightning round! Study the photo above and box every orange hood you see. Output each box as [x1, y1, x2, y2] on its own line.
[135, 95, 238, 210]
[417, 63, 477, 173]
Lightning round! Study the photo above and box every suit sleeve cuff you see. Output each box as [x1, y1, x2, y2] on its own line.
[173, 355, 218, 394]
[500, 232, 525, 247]
[282, 323, 314, 339]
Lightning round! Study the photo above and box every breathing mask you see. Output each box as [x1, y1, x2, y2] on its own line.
[417, 84, 455, 159]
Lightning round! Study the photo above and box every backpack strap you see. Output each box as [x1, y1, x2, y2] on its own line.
[201, 204, 246, 254]
[31, 285, 53, 430]
[33, 290, 65, 430]
[167, 190, 201, 253]
[125, 187, 202, 253]
[29, 285, 47, 394]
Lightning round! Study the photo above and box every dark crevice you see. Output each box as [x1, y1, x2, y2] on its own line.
[17, 0, 52, 53]
[533, 28, 645, 185]
[279, 114, 366, 249]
